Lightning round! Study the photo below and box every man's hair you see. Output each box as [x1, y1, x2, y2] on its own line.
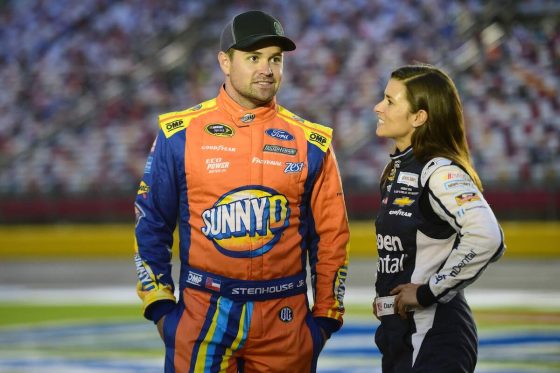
[381, 64, 482, 190]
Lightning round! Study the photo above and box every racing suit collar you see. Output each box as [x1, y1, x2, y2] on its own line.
[390, 146, 414, 161]
[217, 86, 278, 127]
[390, 146, 415, 169]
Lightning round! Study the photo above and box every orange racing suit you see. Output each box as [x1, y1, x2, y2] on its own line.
[134, 87, 350, 372]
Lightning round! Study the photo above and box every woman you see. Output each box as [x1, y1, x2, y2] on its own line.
[372, 64, 505, 372]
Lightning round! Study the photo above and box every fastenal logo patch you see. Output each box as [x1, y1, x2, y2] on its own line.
[205, 123, 235, 137]
[201, 186, 290, 258]
[278, 307, 293, 322]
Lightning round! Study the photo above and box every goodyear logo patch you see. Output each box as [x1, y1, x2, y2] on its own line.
[201, 186, 290, 258]
[205, 123, 235, 137]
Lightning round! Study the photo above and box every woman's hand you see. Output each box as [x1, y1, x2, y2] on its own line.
[372, 298, 379, 320]
[390, 283, 421, 319]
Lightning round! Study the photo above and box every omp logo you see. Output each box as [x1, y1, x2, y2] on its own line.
[376, 234, 404, 252]
[165, 120, 184, 131]
[187, 271, 203, 286]
[310, 132, 327, 145]
[201, 186, 290, 258]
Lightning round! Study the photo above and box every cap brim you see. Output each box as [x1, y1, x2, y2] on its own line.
[234, 35, 296, 51]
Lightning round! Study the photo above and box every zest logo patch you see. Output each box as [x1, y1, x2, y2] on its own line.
[284, 162, 304, 173]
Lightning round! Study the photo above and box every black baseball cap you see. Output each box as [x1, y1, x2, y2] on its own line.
[220, 10, 296, 52]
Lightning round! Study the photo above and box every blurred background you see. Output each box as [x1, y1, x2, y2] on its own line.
[0, 0, 559, 223]
[0, 0, 559, 372]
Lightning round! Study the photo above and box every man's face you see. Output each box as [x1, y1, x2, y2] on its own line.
[219, 45, 284, 108]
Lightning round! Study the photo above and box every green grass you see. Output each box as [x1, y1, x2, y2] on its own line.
[0, 304, 140, 326]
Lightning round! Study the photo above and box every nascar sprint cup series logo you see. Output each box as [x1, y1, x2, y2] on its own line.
[201, 186, 290, 258]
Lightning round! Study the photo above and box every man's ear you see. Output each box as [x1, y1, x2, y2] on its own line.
[218, 51, 230, 76]
[412, 109, 428, 128]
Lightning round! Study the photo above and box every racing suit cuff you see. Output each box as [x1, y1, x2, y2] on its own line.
[314, 317, 342, 339]
[145, 300, 176, 324]
[417, 284, 437, 307]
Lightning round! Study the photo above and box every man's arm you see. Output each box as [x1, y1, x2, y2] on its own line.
[308, 145, 350, 338]
[134, 131, 179, 323]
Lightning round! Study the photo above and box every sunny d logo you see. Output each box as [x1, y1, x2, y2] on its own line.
[201, 186, 290, 258]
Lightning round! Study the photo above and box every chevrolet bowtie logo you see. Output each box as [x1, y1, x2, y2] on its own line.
[393, 197, 415, 207]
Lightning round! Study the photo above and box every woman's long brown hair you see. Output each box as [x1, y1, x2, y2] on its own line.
[380, 64, 483, 190]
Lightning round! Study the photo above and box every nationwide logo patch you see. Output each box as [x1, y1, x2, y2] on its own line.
[201, 186, 290, 258]
[205, 123, 235, 137]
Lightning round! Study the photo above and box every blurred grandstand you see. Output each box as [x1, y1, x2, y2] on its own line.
[0, 0, 558, 222]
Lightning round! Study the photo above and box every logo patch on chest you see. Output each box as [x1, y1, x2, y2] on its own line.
[201, 186, 290, 258]
[205, 123, 235, 137]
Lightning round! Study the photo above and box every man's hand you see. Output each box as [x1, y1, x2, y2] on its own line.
[157, 315, 166, 341]
[390, 283, 421, 319]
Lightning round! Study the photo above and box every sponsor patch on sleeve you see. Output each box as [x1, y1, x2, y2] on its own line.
[454, 192, 481, 206]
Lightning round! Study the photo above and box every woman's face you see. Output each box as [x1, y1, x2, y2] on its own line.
[374, 78, 417, 151]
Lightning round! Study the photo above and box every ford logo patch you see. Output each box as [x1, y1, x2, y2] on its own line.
[265, 128, 294, 141]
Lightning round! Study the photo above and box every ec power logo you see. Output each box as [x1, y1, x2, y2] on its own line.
[201, 186, 290, 258]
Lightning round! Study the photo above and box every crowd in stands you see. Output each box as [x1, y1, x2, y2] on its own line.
[0, 0, 558, 197]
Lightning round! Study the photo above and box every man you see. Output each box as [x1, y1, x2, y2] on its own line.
[134, 10, 349, 373]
